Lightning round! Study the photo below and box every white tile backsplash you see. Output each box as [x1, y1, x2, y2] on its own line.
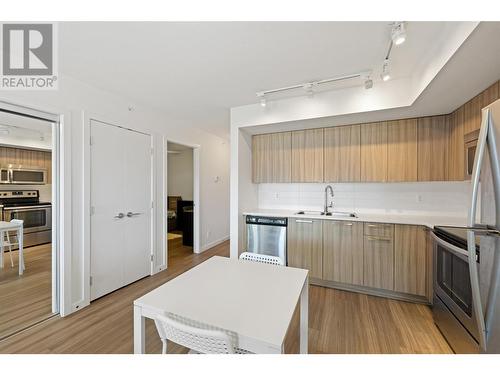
[258, 181, 472, 217]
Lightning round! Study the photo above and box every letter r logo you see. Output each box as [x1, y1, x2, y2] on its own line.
[2, 24, 53, 76]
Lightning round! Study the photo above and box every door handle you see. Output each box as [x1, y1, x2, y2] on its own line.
[127, 212, 141, 218]
[295, 219, 313, 224]
[114, 213, 125, 219]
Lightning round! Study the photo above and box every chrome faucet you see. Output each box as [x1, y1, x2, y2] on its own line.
[324, 185, 334, 215]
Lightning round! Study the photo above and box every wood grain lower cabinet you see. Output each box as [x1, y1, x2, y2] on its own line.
[360, 122, 388, 182]
[323, 221, 363, 285]
[252, 132, 291, 183]
[287, 218, 323, 279]
[291, 128, 324, 182]
[363, 223, 394, 290]
[324, 125, 361, 182]
[417, 116, 449, 181]
[394, 225, 427, 297]
[387, 119, 418, 182]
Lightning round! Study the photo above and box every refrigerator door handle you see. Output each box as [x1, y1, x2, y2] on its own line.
[467, 108, 490, 351]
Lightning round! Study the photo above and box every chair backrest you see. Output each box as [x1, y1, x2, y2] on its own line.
[154, 314, 235, 354]
[239, 252, 284, 266]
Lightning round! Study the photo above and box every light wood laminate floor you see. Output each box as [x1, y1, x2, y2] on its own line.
[0, 244, 53, 340]
[0, 240, 452, 354]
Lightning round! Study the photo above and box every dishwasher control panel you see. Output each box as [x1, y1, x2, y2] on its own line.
[246, 215, 287, 226]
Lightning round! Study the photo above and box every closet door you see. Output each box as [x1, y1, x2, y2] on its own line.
[90, 120, 152, 300]
[90, 120, 126, 300]
[123, 129, 152, 282]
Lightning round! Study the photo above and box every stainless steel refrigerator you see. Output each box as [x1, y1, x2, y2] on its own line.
[468, 98, 500, 353]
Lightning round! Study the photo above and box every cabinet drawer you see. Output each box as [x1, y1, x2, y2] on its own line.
[364, 223, 394, 238]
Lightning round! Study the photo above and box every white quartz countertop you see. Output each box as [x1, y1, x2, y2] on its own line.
[242, 209, 467, 228]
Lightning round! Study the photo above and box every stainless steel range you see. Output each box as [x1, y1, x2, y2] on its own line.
[0, 190, 51, 248]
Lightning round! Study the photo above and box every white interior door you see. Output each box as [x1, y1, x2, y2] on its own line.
[123, 129, 152, 283]
[90, 120, 152, 300]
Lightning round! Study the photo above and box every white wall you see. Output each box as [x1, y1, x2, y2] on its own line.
[167, 149, 194, 200]
[257, 181, 472, 218]
[0, 73, 230, 315]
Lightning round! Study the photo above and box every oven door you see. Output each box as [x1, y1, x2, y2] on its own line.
[3, 205, 52, 233]
[433, 232, 479, 341]
[10, 168, 47, 184]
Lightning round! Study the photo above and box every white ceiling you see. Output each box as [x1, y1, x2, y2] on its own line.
[0, 111, 53, 150]
[59, 21, 468, 139]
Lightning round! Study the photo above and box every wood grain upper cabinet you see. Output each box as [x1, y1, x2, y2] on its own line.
[417, 115, 449, 181]
[394, 225, 427, 297]
[480, 81, 499, 113]
[447, 108, 465, 181]
[291, 129, 324, 182]
[323, 220, 363, 285]
[324, 125, 361, 182]
[387, 119, 418, 182]
[287, 218, 323, 279]
[360, 122, 388, 182]
[463, 94, 482, 135]
[252, 132, 291, 183]
[0, 146, 52, 182]
[363, 223, 394, 290]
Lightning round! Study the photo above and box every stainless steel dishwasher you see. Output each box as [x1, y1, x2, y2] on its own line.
[246, 215, 287, 265]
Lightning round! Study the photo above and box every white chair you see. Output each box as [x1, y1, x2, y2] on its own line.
[2, 231, 15, 268]
[2, 220, 24, 270]
[154, 313, 251, 354]
[239, 252, 284, 266]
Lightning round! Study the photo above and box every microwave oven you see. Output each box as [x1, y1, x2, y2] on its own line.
[0, 166, 47, 184]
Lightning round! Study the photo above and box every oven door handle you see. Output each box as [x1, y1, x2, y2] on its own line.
[467, 108, 490, 351]
[431, 231, 470, 259]
[3, 205, 52, 211]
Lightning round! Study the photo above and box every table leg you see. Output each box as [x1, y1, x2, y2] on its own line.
[300, 276, 309, 354]
[18, 226, 24, 275]
[0, 230, 3, 269]
[134, 305, 146, 354]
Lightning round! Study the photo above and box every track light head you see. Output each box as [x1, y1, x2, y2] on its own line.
[257, 93, 267, 107]
[381, 59, 391, 82]
[391, 22, 407, 46]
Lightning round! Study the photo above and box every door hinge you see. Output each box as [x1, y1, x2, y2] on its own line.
[90, 136, 94, 146]
[151, 201, 154, 208]
[90, 206, 95, 215]
[90, 276, 93, 286]
[150, 254, 154, 262]
[150, 147, 154, 155]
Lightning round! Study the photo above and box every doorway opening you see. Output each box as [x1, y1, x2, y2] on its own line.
[0, 107, 59, 340]
[166, 141, 197, 265]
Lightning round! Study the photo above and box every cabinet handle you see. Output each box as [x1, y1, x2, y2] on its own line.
[365, 236, 392, 241]
[295, 219, 313, 223]
[367, 224, 390, 228]
[344, 223, 353, 226]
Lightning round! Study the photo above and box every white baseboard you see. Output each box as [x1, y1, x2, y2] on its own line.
[200, 235, 230, 253]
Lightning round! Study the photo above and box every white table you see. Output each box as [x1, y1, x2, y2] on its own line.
[0, 220, 24, 275]
[134, 256, 309, 354]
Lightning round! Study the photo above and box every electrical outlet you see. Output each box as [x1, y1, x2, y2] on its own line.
[416, 194, 423, 203]
[206, 230, 211, 239]
[275, 192, 279, 199]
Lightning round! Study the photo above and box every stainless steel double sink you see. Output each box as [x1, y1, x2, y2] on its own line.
[295, 210, 357, 218]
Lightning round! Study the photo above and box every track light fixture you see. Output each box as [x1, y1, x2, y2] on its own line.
[391, 22, 407, 46]
[256, 69, 372, 107]
[304, 83, 314, 97]
[381, 59, 391, 82]
[258, 93, 267, 107]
